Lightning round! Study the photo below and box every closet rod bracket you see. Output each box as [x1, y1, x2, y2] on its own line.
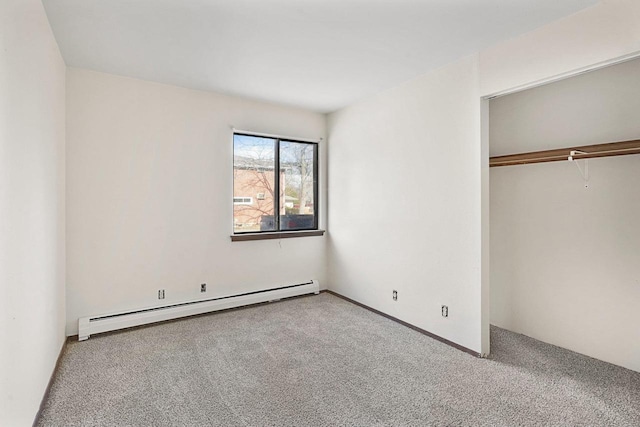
[568, 150, 589, 188]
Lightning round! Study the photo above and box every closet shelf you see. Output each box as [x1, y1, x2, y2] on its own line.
[490, 139, 640, 167]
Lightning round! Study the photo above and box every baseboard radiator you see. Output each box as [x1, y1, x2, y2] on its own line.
[78, 280, 320, 341]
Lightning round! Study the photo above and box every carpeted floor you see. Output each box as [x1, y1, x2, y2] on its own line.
[37, 293, 640, 426]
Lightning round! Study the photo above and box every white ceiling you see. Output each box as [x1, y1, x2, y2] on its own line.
[43, 0, 598, 113]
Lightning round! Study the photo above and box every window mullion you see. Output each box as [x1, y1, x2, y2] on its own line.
[274, 138, 281, 231]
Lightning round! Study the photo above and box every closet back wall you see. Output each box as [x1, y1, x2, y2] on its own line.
[490, 57, 640, 372]
[66, 68, 326, 335]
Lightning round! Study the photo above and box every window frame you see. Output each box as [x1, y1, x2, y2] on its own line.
[232, 132, 320, 237]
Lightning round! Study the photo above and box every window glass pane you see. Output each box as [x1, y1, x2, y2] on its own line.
[233, 135, 277, 233]
[280, 141, 316, 230]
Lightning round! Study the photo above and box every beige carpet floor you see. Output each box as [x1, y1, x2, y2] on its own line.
[37, 293, 640, 426]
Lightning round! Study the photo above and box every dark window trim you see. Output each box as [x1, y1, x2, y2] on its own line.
[233, 132, 319, 236]
[230, 230, 325, 242]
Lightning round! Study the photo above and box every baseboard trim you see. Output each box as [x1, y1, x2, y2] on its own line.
[70, 291, 322, 342]
[33, 337, 69, 427]
[325, 290, 481, 358]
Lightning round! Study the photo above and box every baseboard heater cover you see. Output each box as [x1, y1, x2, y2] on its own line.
[78, 280, 320, 341]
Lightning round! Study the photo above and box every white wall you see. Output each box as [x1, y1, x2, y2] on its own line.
[490, 57, 640, 156]
[0, 0, 66, 425]
[479, 0, 640, 97]
[327, 55, 485, 353]
[66, 68, 326, 335]
[490, 58, 640, 372]
[328, 0, 640, 358]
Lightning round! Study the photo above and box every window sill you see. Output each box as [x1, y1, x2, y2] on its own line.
[230, 230, 325, 242]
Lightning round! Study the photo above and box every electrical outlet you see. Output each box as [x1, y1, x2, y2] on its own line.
[393, 290, 398, 301]
[200, 283, 206, 293]
[441, 305, 448, 317]
[158, 289, 165, 299]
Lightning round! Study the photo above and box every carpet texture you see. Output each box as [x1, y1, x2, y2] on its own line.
[37, 293, 640, 426]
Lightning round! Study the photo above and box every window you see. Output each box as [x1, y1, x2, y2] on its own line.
[233, 197, 253, 205]
[233, 133, 318, 234]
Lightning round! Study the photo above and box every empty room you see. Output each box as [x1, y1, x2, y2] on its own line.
[1, 0, 639, 426]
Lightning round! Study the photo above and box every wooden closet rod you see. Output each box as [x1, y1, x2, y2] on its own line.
[490, 139, 640, 167]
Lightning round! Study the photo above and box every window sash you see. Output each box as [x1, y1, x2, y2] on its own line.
[233, 133, 318, 234]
